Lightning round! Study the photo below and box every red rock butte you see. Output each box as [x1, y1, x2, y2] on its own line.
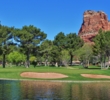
[78, 10, 110, 43]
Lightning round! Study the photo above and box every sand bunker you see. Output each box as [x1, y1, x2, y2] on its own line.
[81, 74, 110, 79]
[20, 72, 68, 79]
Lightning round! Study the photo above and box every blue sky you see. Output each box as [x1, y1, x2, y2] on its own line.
[0, 0, 110, 40]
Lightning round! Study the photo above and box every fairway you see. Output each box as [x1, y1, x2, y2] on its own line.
[0, 66, 110, 81]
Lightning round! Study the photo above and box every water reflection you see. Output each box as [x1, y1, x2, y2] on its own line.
[0, 80, 110, 100]
[0, 80, 20, 100]
[72, 83, 110, 100]
[20, 81, 70, 100]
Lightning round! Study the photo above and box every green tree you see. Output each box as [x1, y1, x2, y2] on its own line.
[39, 39, 53, 66]
[50, 45, 61, 67]
[61, 50, 70, 67]
[53, 32, 66, 51]
[8, 51, 26, 66]
[74, 43, 93, 68]
[77, 43, 93, 68]
[103, 31, 110, 60]
[0, 25, 14, 68]
[53, 32, 66, 65]
[29, 56, 37, 67]
[66, 33, 84, 65]
[14, 25, 47, 68]
[93, 30, 110, 69]
[53, 32, 66, 66]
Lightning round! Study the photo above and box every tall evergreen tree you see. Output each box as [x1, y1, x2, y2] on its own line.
[53, 32, 66, 66]
[66, 33, 84, 65]
[53, 32, 66, 51]
[39, 39, 53, 66]
[50, 45, 61, 67]
[93, 30, 110, 69]
[0, 25, 13, 68]
[14, 25, 47, 68]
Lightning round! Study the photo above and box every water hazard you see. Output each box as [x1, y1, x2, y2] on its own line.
[0, 80, 110, 100]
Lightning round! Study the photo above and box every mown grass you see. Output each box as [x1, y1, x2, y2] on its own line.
[0, 65, 110, 81]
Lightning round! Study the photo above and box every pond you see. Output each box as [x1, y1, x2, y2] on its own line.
[0, 80, 110, 100]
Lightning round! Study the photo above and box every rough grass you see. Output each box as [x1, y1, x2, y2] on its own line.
[0, 65, 110, 81]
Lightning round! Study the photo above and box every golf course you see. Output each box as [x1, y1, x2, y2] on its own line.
[1, 65, 110, 81]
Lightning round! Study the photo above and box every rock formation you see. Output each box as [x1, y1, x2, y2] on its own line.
[78, 10, 110, 42]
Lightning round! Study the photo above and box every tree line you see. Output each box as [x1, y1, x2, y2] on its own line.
[0, 24, 110, 69]
[93, 29, 110, 69]
[0, 24, 84, 68]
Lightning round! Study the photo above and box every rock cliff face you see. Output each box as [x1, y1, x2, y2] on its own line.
[78, 10, 110, 42]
